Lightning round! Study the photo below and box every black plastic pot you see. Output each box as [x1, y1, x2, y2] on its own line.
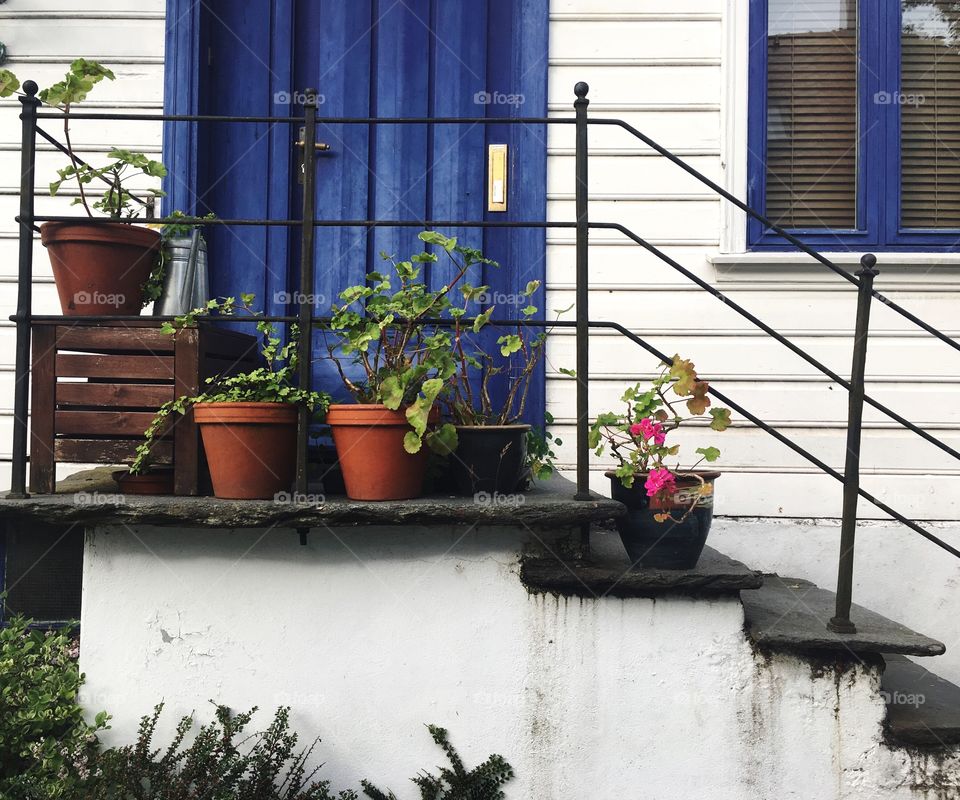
[452, 425, 531, 495]
[607, 471, 720, 569]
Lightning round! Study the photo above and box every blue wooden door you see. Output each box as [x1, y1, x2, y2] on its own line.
[164, 0, 549, 423]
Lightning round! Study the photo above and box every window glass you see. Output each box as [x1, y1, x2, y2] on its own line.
[765, 0, 859, 228]
[901, 1, 960, 228]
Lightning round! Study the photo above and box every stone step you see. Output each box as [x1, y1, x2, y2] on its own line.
[741, 575, 946, 658]
[882, 654, 960, 746]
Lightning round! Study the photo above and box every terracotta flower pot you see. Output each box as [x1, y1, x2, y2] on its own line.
[194, 402, 298, 499]
[326, 403, 434, 501]
[41, 221, 161, 316]
[112, 468, 174, 495]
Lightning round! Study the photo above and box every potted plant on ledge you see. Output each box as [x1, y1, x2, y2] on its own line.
[443, 278, 554, 495]
[130, 296, 330, 499]
[322, 232, 482, 501]
[590, 356, 731, 569]
[2, 60, 167, 316]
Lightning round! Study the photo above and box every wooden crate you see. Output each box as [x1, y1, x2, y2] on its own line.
[29, 321, 260, 495]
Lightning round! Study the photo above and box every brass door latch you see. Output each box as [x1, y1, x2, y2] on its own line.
[296, 127, 331, 182]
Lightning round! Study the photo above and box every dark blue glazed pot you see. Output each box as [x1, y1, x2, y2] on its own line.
[607, 471, 720, 569]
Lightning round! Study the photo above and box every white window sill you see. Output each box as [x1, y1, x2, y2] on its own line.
[708, 251, 960, 283]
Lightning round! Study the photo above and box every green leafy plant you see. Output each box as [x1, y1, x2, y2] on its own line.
[360, 725, 513, 800]
[130, 295, 330, 474]
[444, 278, 549, 427]
[325, 231, 496, 455]
[590, 355, 732, 515]
[525, 411, 562, 482]
[0, 614, 109, 800]
[89, 703, 356, 800]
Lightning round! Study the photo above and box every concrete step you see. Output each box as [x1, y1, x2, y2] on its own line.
[741, 575, 946, 658]
[882, 654, 960, 746]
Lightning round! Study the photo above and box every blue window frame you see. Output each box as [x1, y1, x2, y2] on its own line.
[748, 0, 960, 251]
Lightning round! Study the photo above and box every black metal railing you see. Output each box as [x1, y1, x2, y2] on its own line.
[8, 79, 960, 633]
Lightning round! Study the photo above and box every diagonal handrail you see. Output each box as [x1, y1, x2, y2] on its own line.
[591, 221, 960, 464]
[586, 320, 960, 560]
[592, 117, 960, 355]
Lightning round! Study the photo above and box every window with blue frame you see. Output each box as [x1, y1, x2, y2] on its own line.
[748, 0, 960, 250]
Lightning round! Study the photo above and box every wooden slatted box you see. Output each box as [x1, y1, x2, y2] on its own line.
[29, 321, 260, 495]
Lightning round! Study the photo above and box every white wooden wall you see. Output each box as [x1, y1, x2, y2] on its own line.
[2, 1, 957, 522]
[545, 0, 960, 521]
[0, 1, 165, 487]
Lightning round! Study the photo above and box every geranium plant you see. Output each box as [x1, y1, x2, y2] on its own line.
[130, 295, 329, 474]
[325, 231, 495, 455]
[590, 355, 731, 513]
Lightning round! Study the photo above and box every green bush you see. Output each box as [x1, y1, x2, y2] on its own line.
[0, 614, 108, 799]
[88, 703, 356, 800]
[361, 725, 513, 800]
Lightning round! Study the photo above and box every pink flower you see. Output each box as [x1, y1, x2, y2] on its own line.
[631, 417, 666, 446]
[644, 468, 676, 498]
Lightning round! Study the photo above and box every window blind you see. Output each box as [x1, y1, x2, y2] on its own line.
[901, 0, 960, 229]
[765, 0, 858, 228]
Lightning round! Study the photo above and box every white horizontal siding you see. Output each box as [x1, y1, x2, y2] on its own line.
[545, 0, 960, 520]
[0, 3, 164, 479]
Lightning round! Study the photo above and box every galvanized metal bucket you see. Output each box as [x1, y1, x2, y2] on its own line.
[152, 229, 209, 316]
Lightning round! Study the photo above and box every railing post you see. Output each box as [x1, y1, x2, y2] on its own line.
[574, 82, 590, 503]
[295, 89, 318, 496]
[10, 81, 40, 498]
[828, 253, 879, 634]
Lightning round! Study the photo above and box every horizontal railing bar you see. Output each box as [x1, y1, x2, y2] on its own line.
[596, 117, 960, 355]
[597, 221, 960, 463]
[26, 215, 577, 229]
[33, 112, 572, 124]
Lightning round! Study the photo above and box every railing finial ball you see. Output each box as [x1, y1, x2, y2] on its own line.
[22, 79, 38, 97]
[574, 81, 589, 99]
[858, 252, 879, 277]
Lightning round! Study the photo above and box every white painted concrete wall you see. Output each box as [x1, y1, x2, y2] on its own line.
[0, 1, 165, 486]
[80, 524, 960, 799]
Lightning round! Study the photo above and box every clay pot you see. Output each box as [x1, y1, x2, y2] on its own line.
[451, 424, 531, 495]
[326, 404, 434, 501]
[194, 402, 298, 499]
[607, 470, 720, 569]
[113, 468, 174, 495]
[41, 221, 161, 316]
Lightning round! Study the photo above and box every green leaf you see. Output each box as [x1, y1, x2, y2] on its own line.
[426, 423, 458, 455]
[558, 367, 576, 378]
[523, 279, 541, 296]
[403, 430, 423, 454]
[380, 376, 404, 410]
[709, 407, 732, 432]
[0, 69, 20, 98]
[498, 334, 522, 357]
[696, 446, 721, 462]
